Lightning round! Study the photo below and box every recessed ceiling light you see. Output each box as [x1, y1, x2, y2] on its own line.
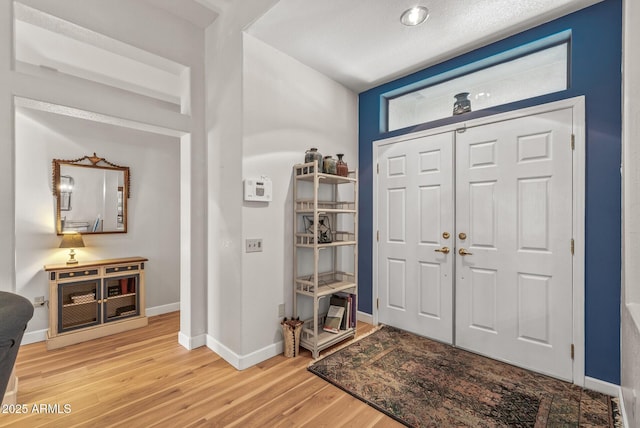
[400, 6, 429, 26]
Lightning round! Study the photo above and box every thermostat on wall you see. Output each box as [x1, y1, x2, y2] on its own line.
[244, 176, 272, 202]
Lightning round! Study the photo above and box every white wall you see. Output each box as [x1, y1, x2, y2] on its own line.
[205, 0, 257, 357]
[7, 0, 358, 370]
[15, 108, 180, 333]
[0, 0, 15, 293]
[204, 1, 358, 366]
[1, 0, 208, 345]
[622, 0, 640, 424]
[241, 33, 358, 355]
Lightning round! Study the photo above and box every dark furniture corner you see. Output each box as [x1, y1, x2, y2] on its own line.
[0, 291, 34, 399]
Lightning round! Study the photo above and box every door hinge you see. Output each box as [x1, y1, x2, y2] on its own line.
[571, 134, 575, 150]
[571, 238, 575, 255]
[571, 344, 575, 360]
[377, 230, 379, 242]
[376, 298, 379, 310]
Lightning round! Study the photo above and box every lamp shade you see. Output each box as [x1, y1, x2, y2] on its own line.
[59, 233, 85, 249]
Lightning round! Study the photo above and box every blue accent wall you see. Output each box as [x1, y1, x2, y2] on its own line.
[358, 0, 622, 384]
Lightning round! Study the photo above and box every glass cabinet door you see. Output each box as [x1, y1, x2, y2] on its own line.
[58, 280, 100, 333]
[103, 274, 140, 322]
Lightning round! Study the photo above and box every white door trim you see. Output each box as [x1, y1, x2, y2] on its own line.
[372, 96, 585, 385]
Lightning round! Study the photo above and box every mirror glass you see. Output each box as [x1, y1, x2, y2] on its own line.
[53, 154, 129, 234]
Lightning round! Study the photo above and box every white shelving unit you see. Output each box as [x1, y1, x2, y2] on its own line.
[293, 161, 358, 359]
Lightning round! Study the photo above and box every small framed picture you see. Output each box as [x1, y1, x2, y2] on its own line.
[303, 215, 332, 243]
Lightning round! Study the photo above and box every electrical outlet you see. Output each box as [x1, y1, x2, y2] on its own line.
[245, 238, 263, 253]
[34, 296, 45, 307]
[278, 303, 285, 317]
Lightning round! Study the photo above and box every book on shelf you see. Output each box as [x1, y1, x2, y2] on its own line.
[330, 294, 349, 330]
[332, 292, 357, 329]
[323, 305, 345, 333]
[347, 294, 358, 328]
[107, 285, 120, 297]
[92, 215, 101, 232]
[350, 293, 357, 328]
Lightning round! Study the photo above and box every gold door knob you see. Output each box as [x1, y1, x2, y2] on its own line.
[458, 248, 473, 256]
[442, 232, 450, 239]
[434, 247, 450, 254]
[459, 232, 467, 240]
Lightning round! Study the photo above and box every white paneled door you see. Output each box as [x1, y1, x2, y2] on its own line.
[377, 132, 455, 344]
[455, 108, 573, 380]
[377, 107, 574, 381]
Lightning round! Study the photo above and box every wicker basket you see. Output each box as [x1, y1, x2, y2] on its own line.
[281, 318, 303, 357]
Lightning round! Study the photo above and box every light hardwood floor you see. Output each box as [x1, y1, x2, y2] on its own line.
[1, 312, 402, 427]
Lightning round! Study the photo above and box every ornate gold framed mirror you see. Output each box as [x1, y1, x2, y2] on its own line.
[52, 153, 130, 235]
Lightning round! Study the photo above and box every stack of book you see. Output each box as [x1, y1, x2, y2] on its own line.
[322, 293, 357, 333]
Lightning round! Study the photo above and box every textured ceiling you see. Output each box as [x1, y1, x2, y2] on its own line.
[247, 0, 603, 92]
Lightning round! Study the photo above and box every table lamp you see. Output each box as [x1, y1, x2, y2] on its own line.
[59, 232, 85, 264]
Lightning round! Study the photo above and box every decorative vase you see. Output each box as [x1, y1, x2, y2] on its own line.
[336, 154, 349, 177]
[323, 155, 337, 175]
[453, 92, 471, 115]
[305, 147, 323, 172]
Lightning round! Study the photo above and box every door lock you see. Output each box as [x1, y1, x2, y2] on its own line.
[458, 232, 467, 240]
[434, 247, 450, 254]
[458, 248, 473, 256]
[442, 232, 450, 239]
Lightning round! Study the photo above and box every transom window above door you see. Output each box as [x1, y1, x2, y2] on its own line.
[385, 32, 570, 132]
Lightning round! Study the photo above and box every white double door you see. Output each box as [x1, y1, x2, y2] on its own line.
[377, 108, 574, 381]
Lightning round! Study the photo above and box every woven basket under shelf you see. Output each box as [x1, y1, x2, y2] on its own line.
[281, 319, 303, 357]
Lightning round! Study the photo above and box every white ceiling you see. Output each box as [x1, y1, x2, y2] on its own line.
[247, 0, 603, 92]
[142, 0, 219, 29]
[33, 0, 603, 94]
[14, 3, 187, 105]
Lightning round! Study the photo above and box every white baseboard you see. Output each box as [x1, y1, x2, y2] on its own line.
[22, 329, 48, 345]
[357, 311, 373, 324]
[206, 335, 283, 371]
[145, 302, 180, 317]
[205, 306, 483, 369]
[178, 331, 206, 350]
[618, 388, 630, 428]
[584, 376, 621, 396]
[21, 302, 181, 346]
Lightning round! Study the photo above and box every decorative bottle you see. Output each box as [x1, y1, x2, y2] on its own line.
[322, 155, 337, 175]
[336, 154, 349, 177]
[305, 147, 323, 172]
[453, 92, 471, 115]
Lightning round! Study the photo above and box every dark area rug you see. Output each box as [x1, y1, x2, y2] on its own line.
[308, 326, 621, 427]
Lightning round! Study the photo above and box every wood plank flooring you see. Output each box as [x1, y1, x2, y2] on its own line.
[1, 312, 402, 427]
